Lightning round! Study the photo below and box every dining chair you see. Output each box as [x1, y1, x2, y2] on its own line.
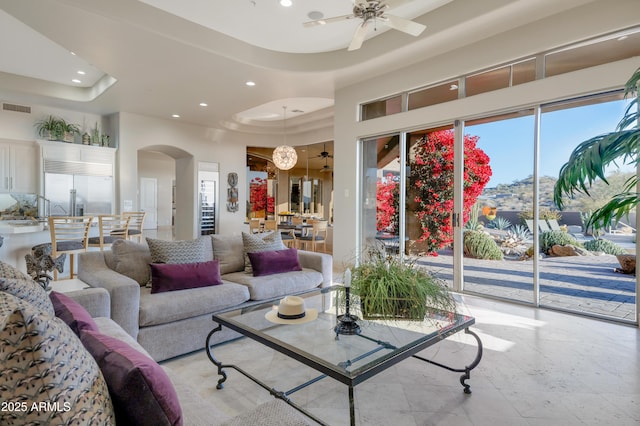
[290, 216, 304, 238]
[122, 211, 146, 242]
[48, 216, 93, 280]
[249, 218, 264, 234]
[298, 220, 328, 252]
[88, 214, 131, 251]
[268, 219, 296, 248]
[263, 219, 278, 232]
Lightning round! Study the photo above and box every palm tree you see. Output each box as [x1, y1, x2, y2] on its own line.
[553, 67, 640, 229]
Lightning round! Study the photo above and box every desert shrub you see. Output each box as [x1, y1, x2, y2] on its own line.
[583, 239, 627, 255]
[487, 217, 511, 230]
[463, 230, 503, 260]
[539, 230, 579, 253]
[510, 224, 531, 240]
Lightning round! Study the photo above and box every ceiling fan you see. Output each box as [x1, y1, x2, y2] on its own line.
[320, 157, 333, 173]
[316, 143, 333, 159]
[303, 0, 427, 51]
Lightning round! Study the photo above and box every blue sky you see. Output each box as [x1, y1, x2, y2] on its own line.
[468, 99, 634, 188]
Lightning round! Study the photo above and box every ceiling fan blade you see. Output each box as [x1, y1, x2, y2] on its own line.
[348, 21, 370, 51]
[303, 14, 355, 28]
[382, 14, 426, 37]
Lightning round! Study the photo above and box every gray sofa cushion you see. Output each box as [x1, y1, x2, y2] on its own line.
[109, 239, 151, 286]
[222, 269, 323, 301]
[211, 234, 245, 274]
[139, 282, 250, 327]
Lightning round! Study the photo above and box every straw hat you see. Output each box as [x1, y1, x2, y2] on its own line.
[265, 296, 318, 324]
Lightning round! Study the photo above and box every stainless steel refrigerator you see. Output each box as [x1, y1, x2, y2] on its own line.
[45, 173, 113, 216]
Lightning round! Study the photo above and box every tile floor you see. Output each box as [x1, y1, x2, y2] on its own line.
[162, 293, 640, 425]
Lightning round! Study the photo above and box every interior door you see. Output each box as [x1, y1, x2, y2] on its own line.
[140, 177, 158, 229]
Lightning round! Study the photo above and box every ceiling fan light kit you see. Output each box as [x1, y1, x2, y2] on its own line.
[303, 0, 427, 51]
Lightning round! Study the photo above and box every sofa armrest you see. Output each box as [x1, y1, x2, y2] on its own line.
[65, 287, 111, 318]
[297, 250, 332, 288]
[78, 251, 141, 339]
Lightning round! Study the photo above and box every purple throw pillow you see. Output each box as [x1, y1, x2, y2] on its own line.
[248, 248, 302, 277]
[80, 329, 183, 426]
[150, 260, 223, 294]
[49, 290, 99, 335]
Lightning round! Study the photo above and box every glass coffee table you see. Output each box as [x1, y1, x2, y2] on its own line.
[206, 286, 482, 426]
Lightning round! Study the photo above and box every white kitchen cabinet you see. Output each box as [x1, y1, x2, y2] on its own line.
[0, 141, 37, 193]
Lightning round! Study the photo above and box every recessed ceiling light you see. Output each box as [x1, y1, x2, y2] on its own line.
[280, 0, 292, 7]
[77, 70, 86, 75]
[172, 114, 180, 118]
[199, 102, 208, 107]
[246, 81, 256, 87]
[72, 79, 82, 84]
[308, 11, 323, 20]
[70, 51, 76, 56]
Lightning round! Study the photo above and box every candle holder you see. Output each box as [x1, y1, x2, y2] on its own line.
[334, 286, 361, 337]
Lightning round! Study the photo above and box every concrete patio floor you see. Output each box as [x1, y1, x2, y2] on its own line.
[416, 249, 637, 323]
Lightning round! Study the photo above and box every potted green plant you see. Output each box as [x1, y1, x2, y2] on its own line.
[34, 115, 64, 141]
[346, 244, 455, 321]
[61, 120, 80, 143]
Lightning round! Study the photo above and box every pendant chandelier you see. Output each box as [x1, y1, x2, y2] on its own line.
[272, 106, 297, 170]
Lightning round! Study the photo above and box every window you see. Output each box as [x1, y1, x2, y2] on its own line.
[361, 95, 402, 121]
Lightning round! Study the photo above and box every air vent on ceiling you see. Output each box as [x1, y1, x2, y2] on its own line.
[2, 103, 31, 114]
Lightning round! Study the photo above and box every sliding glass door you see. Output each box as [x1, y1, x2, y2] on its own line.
[358, 91, 637, 323]
[539, 92, 637, 320]
[464, 110, 536, 304]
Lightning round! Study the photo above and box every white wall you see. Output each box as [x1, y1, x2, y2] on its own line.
[117, 112, 264, 238]
[331, 0, 640, 266]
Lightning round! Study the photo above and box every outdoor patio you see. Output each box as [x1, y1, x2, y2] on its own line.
[416, 233, 637, 323]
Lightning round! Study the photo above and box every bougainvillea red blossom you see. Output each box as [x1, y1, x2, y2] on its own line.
[376, 129, 491, 254]
[249, 177, 268, 213]
[376, 173, 400, 233]
[266, 196, 275, 215]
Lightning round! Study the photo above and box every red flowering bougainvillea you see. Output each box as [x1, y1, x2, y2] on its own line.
[249, 177, 268, 213]
[376, 173, 400, 233]
[376, 130, 491, 254]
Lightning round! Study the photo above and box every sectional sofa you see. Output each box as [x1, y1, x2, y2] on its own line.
[0, 260, 312, 425]
[78, 233, 333, 361]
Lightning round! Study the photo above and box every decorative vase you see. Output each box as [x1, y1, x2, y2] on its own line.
[82, 133, 90, 145]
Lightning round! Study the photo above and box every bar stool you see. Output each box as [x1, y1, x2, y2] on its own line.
[88, 214, 131, 251]
[48, 216, 93, 280]
[122, 211, 146, 242]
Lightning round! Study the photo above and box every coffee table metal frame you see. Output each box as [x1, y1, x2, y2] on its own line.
[206, 286, 483, 426]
